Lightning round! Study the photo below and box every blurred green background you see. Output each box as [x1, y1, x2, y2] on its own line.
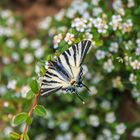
[0, 0, 140, 140]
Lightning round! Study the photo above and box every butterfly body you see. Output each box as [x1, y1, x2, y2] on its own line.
[41, 40, 92, 96]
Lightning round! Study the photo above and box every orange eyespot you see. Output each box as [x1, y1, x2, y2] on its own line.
[71, 80, 76, 85]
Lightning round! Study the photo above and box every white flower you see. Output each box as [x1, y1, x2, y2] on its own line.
[4, 101, 9, 107]
[93, 17, 108, 33]
[88, 115, 100, 127]
[24, 53, 34, 64]
[113, 0, 125, 15]
[35, 134, 46, 140]
[64, 133, 72, 140]
[58, 26, 67, 32]
[127, 0, 135, 8]
[0, 85, 6, 95]
[19, 38, 29, 49]
[0, 27, 14, 36]
[116, 123, 126, 134]
[12, 52, 20, 61]
[92, 73, 103, 84]
[71, 18, 87, 32]
[124, 40, 132, 50]
[31, 39, 41, 49]
[103, 59, 114, 73]
[122, 19, 133, 33]
[7, 80, 17, 90]
[6, 39, 15, 48]
[82, 65, 88, 75]
[95, 50, 106, 60]
[66, 8, 76, 19]
[21, 85, 30, 98]
[84, 32, 93, 40]
[38, 16, 52, 29]
[0, 26, 5, 36]
[7, 16, 15, 25]
[105, 112, 116, 123]
[45, 61, 49, 69]
[4, 126, 13, 136]
[75, 133, 86, 140]
[136, 47, 140, 55]
[72, 1, 88, 15]
[91, 0, 100, 5]
[131, 88, 140, 98]
[109, 42, 119, 53]
[35, 47, 44, 58]
[35, 64, 40, 74]
[88, 100, 97, 109]
[2, 56, 10, 64]
[1, 10, 11, 19]
[82, 11, 90, 20]
[92, 7, 102, 17]
[129, 73, 137, 84]
[55, 133, 72, 140]
[53, 33, 63, 45]
[59, 121, 69, 131]
[112, 76, 122, 88]
[130, 60, 140, 70]
[100, 100, 111, 110]
[109, 15, 122, 31]
[136, 38, 140, 47]
[55, 9, 65, 21]
[97, 135, 104, 140]
[48, 119, 55, 129]
[64, 33, 75, 45]
[102, 129, 112, 138]
[132, 128, 140, 138]
[114, 135, 120, 140]
[89, 86, 98, 95]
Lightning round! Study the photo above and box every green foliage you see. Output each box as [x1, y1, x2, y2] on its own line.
[1, 0, 140, 139]
[10, 132, 20, 139]
[30, 80, 39, 94]
[34, 105, 47, 117]
[23, 134, 30, 140]
[13, 112, 28, 125]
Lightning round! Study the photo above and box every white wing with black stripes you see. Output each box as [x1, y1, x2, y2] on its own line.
[41, 40, 92, 96]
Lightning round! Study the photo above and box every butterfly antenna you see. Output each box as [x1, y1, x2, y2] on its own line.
[74, 90, 85, 104]
[82, 83, 90, 91]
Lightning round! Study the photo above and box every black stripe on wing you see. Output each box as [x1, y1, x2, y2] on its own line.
[41, 86, 62, 96]
[51, 61, 71, 81]
[72, 44, 77, 66]
[80, 40, 92, 65]
[61, 51, 74, 76]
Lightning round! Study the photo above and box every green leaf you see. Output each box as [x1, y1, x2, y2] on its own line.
[10, 132, 20, 139]
[26, 90, 35, 99]
[13, 112, 28, 125]
[23, 133, 30, 140]
[46, 54, 54, 61]
[30, 79, 39, 94]
[34, 105, 47, 117]
[26, 116, 32, 125]
[95, 40, 103, 47]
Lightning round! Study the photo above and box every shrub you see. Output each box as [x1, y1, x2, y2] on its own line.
[0, 0, 140, 139]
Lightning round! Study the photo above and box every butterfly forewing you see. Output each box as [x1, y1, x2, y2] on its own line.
[41, 40, 92, 96]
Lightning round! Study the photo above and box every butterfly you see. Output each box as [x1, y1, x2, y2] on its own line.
[41, 40, 92, 103]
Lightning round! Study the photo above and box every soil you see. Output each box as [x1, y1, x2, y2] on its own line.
[1, 0, 72, 36]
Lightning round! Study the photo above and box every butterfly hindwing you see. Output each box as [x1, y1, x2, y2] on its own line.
[41, 62, 70, 96]
[41, 40, 92, 96]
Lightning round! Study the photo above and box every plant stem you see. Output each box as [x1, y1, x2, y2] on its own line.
[20, 91, 41, 140]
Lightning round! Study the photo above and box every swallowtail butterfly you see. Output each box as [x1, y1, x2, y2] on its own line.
[41, 40, 92, 103]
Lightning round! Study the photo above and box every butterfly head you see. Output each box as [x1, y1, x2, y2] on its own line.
[71, 80, 83, 88]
